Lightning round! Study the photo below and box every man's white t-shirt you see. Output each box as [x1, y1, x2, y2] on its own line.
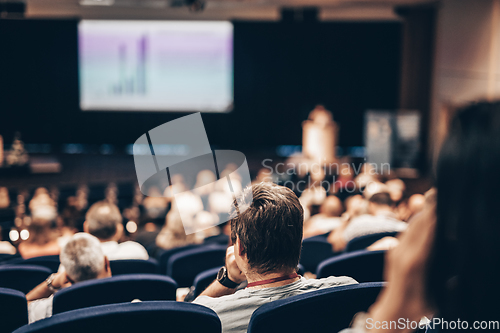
[194, 276, 357, 333]
[28, 295, 53, 323]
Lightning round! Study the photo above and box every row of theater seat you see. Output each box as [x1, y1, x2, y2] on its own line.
[0, 233, 390, 331]
[0, 249, 387, 331]
[300, 231, 396, 273]
[0, 245, 386, 295]
[3, 282, 385, 333]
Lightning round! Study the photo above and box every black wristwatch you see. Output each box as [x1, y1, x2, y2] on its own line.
[217, 266, 239, 289]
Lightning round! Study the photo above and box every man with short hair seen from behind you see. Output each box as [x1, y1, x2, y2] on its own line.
[194, 182, 357, 333]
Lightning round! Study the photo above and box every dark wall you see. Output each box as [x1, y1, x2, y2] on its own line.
[0, 19, 401, 150]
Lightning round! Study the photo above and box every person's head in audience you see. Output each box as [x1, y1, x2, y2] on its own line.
[155, 208, 200, 250]
[254, 168, 273, 183]
[319, 196, 344, 217]
[142, 187, 167, 219]
[367, 192, 394, 216]
[194, 170, 217, 196]
[60, 233, 111, 283]
[385, 178, 405, 203]
[407, 194, 425, 216]
[83, 201, 123, 242]
[344, 194, 367, 217]
[362, 181, 389, 199]
[29, 187, 55, 212]
[18, 206, 60, 258]
[230, 182, 303, 278]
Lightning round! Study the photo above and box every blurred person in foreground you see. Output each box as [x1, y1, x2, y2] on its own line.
[84, 201, 148, 260]
[27, 233, 112, 323]
[18, 206, 61, 258]
[194, 182, 357, 333]
[342, 101, 500, 333]
[328, 192, 407, 252]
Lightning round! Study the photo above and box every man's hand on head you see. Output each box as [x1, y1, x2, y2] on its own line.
[26, 271, 72, 303]
[195, 245, 246, 299]
[52, 272, 72, 289]
[226, 245, 246, 284]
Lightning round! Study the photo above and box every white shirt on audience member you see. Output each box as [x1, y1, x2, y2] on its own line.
[342, 212, 407, 243]
[28, 295, 53, 323]
[307, 215, 342, 234]
[100, 240, 149, 260]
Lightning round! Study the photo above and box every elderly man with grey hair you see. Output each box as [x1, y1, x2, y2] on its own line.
[27, 233, 112, 323]
[83, 201, 148, 260]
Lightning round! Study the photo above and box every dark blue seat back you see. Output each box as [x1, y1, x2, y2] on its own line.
[0, 253, 19, 263]
[52, 274, 177, 314]
[316, 250, 386, 282]
[167, 245, 227, 287]
[203, 234, 230, 246]
[14, 301, 222, 333]
[109, 259, 159, 275]
[5, 255, 61, 273]
[299, 238, 337, 273]
[193, 267, 220, 298]
[158, 244, 201, 275]
[302, 233, 329, 241]
[248, 282, 385, 333]
[345, 232, 398, 252]
[0, 265, 52, 294]
[0, 287, 28, 332]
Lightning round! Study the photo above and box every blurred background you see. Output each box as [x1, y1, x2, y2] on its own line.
[0, 0, 496, 251]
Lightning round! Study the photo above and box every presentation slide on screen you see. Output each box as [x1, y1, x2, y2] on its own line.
[79, 20, 233, 112]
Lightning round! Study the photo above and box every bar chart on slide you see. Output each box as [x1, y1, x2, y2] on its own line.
[111, 36, 147, 96]
[78, 20, 233, 112]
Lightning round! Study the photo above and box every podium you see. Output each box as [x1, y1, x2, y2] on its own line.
[302, 105, 338, 164]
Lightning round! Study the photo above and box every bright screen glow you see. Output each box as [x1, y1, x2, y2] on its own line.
[79, 20, 233, 112]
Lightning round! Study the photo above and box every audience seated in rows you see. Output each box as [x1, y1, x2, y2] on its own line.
[193, 182, 357, 333]
[84, 201, 148, 260]
[18, 206, 60, 259]
[328, 192, 407, 252]
[27, 233, 112, 323]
